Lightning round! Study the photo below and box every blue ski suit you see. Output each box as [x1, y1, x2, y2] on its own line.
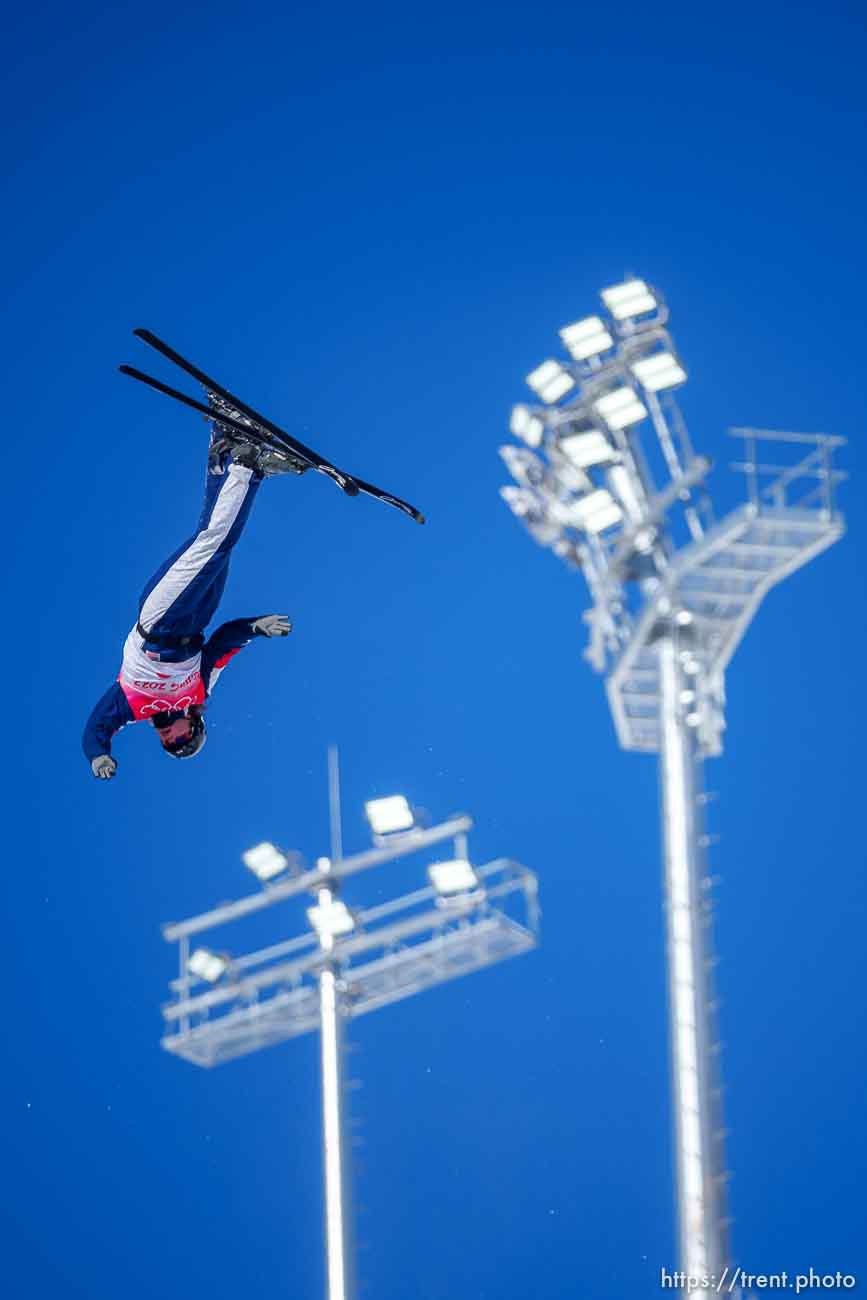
[83, 457, 270, 764]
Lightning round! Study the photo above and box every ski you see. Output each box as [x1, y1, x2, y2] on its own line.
[127, 329, 425, 524]
[129, 335, 358, 495]
[119, 364, 352, 483]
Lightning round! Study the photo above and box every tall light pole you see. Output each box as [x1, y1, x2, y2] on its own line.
[161, 750, 539, 1300]
[316, 747, 353, 1300]
[499, 280, 846, 1291]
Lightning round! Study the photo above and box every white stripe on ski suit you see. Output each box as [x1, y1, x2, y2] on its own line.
[138, 463, 254, 632]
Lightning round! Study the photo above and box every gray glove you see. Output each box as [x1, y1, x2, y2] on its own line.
[252, 614, 293, 638]
[92, 755, 118, 780]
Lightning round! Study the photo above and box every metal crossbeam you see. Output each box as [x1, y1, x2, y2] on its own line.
[163, 815, 473, 941]
[163, 909, 537, 1068]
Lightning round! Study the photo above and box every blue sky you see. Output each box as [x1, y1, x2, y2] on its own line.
[3, 1, 865, 1295]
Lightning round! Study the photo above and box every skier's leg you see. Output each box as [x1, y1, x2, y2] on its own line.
[137, 460, 261, 641]
[139, 458, 229, 607]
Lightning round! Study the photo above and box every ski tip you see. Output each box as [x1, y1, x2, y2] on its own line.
[416, 513, 426, 525]
[133, 327, 156, 342]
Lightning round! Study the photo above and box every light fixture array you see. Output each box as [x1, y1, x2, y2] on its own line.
[501, 278, 687, 552]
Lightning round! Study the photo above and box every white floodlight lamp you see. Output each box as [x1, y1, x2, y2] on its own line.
[499, 445, 545, 489]
[428, 858, 480, 896]
[501, 487, 561, 545]
[500, 485, 536, 518]
[601, 278, 657, 321]
[525, 359, 575, 404]
[187, 947, 230, 983]
[242, 841, 289, 882]
[547, 450, 592, 495]
[558, 425, 618, 469]
[593, 385, 647, 430]
[554, 488, 623, 534]
[307, 898, 356, 940]
[630, 350, 687, 392]
[364, 795, 414, 835]
[509, 404, 545, 448]
[579, 491, 623, 535]
[559, 315, 614, 361]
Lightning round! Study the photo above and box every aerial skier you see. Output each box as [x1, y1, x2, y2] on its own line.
[84, 330, 424, 780]
[83, 436, 307, 777]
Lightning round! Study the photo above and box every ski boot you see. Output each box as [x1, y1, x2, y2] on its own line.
[209, 431, 309, 477]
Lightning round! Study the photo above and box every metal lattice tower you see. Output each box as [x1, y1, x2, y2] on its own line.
[499, 279, 846, 1291]
[161, 751, 540, 1300]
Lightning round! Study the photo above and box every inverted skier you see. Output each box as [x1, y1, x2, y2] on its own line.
[83, 430, 307, 779]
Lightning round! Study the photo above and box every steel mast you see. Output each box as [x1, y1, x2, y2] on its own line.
[658, 633, 726, 1280]
[317, 748, 354, 1300]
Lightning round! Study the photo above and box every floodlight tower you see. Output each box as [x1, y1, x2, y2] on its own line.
[161, 751, 539, 1300]
[499, 280, 846, 1291]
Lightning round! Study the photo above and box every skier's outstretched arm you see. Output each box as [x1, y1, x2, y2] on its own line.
[83, 683, 134, 778]
[201, 614, 292, 692]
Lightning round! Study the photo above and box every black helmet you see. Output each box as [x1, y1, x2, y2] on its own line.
[153, 707, 207, 760]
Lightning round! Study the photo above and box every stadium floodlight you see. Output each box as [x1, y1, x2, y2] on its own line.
[499, 445, 546, 489]
[242, 841, 289, 882]
[559, 315, 614, 361]
[502, 280, 848, 1291]
[161, 748, 540, 1300]
[500, 488, 561, 546]
[579, 493, 623, 535]
[630, 350, 687, 392]
[510, 404, 545, 447]
[500, 486, 535, 518]
[601, 278, 657, 321]
[526, 359, 575, 404]
[547, 452, 592, 496]
[593, 385, 647, 430]
[307, 897, 356, 940]
[364, 794, 414, 835]
[554, 488, 623, 534]
[558, 427, 618, 469]
[187, 947, 229, 983]
[428, 858, 480, 896]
